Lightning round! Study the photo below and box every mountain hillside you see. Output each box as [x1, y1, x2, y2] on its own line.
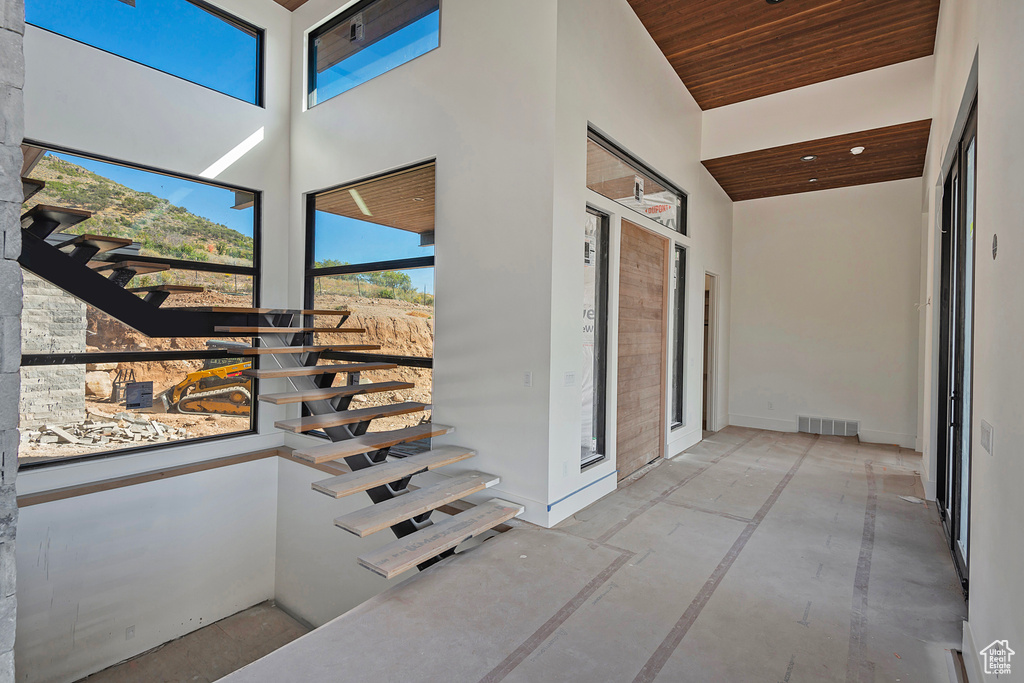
[26, 155, 254, 267]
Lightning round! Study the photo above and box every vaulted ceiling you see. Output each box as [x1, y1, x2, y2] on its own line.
[627, 0, 941, 110]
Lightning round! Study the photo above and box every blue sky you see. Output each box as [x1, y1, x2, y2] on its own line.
[26, 0, 258, 103]
[52, 152, 255, 239]
[315, 213, 435, 294]
[314, 11, 440, 105]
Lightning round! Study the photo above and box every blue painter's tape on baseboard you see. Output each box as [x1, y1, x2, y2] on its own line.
[547, 470, 618, 511]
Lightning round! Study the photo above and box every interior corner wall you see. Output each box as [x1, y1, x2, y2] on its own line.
[287, 0, 559, 525]
[729, 180, 922, 448]
[922, 0, 1024, 677]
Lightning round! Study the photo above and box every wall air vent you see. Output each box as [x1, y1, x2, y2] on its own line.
[798, 416, 859, 437]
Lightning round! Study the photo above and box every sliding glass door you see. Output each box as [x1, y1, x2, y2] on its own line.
[937, 102, 977, 594]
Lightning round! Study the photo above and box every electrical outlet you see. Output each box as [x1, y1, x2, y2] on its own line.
[564, 371, 576, 387]
[768, 400, 774, 410]
[523, 371, 533, 388]
[562, 461, 569, 477]
[126, 626, 135, 641]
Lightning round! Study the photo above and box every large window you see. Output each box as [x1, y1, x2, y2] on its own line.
[307, 0, 440, 108]
[586, 130, 687, 234]
[305, 162, 435, 438]
[26, 0, 263, 105]
[19, 144, 260, 466]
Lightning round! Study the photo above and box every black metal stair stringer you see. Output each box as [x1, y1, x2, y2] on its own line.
[18, 229, 256, 337]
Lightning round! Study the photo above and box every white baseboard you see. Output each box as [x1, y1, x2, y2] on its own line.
[921, 471, 937, 501]
[728, 414, 796, 432]
[859, 429, 917, 449]
[961, 619, 984, 683]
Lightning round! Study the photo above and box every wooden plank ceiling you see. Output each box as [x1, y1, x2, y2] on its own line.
[628, 0, 941, 110]
[316, 163, 435, 234]
[273, 0, 310, 10]
[701, 120, 931, 202]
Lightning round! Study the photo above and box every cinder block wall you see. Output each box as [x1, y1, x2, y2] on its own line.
[20, 273, 86, 428]
[0, 0, 23, 677]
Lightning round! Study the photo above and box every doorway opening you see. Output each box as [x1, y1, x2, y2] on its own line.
[935, 100, 976, 597]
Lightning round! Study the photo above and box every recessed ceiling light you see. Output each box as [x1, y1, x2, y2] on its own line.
[850, 146, 866, 155]
[766, 0, 785, 4]
[809, 178, 818, 183]
[412, 197, 424, 202]
[801, 155, 817, 161]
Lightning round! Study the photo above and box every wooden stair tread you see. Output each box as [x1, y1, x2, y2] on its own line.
[214, 326, 365, 334]
[242, 362, 394, 379]
[21, 204, 92, 227]
[312, 446, 476, 498]
[91, 260, 170, 275]
[22, 178, 45, 201]
[56, 233, 133, 251]
[292, 423, 454, 463]
[259, 381, 413, 406]
[207, 343, 380, 356]
[127, 284, 204, 293]
[334, 471, 500, 537]
[276, 402, 426, 433]
[358, 499, 524, 578]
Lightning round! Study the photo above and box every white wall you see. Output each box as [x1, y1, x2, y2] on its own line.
[921, 0, 1024, 678]
[729, 180, 922, 448]
[15, 458, 278, 683]
[273, 457, 407, 628]
[288, 0, 560, 524]
[17, 1, 295, 680]
[546, 0, 734, 524]
[701, 57, 935, 160]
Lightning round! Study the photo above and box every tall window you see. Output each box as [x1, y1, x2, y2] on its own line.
[305, 162, 435, 437]
[671, 245, 686, 428]
[581, 209, 609, 468]
[26, 0, 263, 105]
[307, 0, 440, 108]
[19, 144, 260, 467]
[586, 130, 687, 235]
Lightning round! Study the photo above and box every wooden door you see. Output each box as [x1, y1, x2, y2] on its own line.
[616, 220, 669, 480]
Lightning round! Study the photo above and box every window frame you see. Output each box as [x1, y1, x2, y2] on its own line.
[586, 128, 688, 236]
[18, 140, 263, 470]
[582, 207, 610, 470]
[670, 244, 686, 429]
[306, 0, 441, 109]
[26, 0, 266, 107]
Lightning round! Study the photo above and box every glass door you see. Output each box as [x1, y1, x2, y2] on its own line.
[937, 102, 977, 594]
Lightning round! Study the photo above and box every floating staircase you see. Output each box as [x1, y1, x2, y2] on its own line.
[17, 178, 523, 578]
[240, 314, 522, 576]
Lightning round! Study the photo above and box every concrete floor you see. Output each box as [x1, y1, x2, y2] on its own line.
[76, 602, 309, 683]
[222, 428, 966, 682]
